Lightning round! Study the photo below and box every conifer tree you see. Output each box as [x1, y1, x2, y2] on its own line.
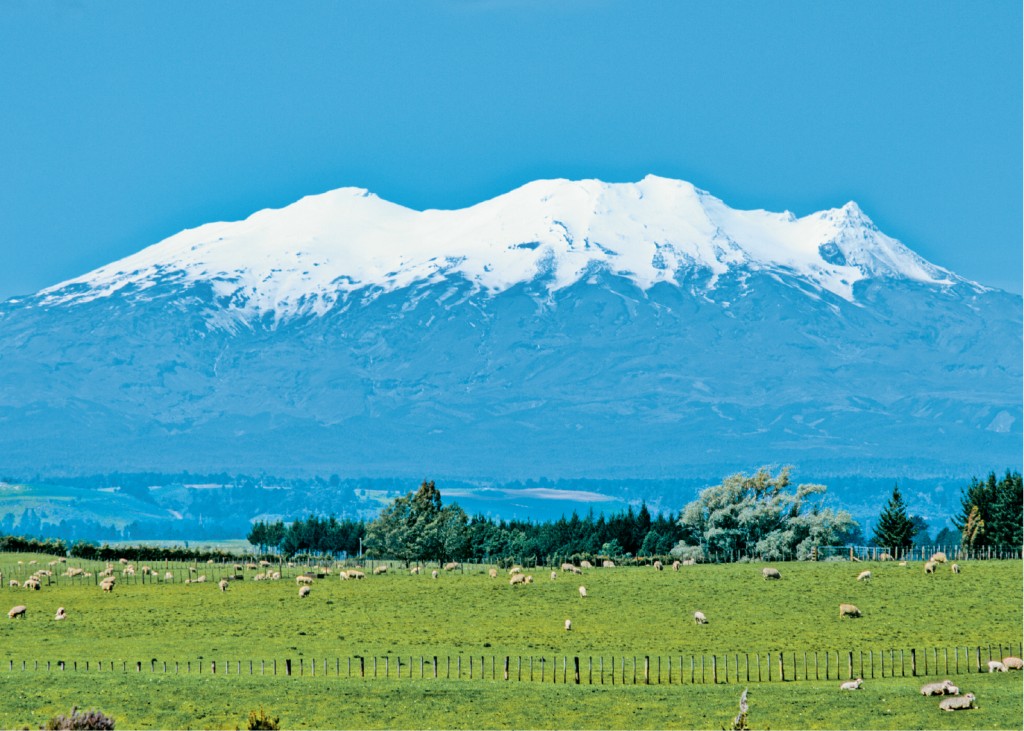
[871, 482, 917, 550]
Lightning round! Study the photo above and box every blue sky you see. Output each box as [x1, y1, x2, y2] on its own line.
[1, 0, 1020, 300]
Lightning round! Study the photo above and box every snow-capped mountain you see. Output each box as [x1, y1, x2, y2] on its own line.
[0, 177, 1019, 479]
[37, 176, 958, 323]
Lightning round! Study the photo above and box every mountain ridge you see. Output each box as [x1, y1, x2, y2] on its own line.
[0, 178, 1018, 480]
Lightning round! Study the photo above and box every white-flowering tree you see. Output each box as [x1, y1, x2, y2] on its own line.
[671, 466, 856, 560]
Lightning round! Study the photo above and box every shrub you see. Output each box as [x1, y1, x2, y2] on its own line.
[246, 706, 280, 730]
[41, 706, 115, 730]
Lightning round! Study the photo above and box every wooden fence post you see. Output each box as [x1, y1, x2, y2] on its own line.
[757, 653, 761, 682]
[779, 653, 784, 682]
[504, 656, 509, 681]
[690, 656, 694, 684]
[712, 655, 717, 684]
[645, 656, 650, 685]
[976, 646, 981, 673]
[849, 652, 853, 679]
[575, 657, 580, 685]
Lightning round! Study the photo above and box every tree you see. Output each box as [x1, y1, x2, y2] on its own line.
[363, 480, 468, 564]
[673, 466, 855, 560]
[871, 483, 916, 551]
[951, 470, 1022, 548]
[909, 516, 931, 547]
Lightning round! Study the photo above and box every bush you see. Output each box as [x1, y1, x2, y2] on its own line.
[246, 706, 280, 730]
[41, 706, 115, 730]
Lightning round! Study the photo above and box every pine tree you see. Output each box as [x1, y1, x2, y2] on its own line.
[871, 482, 917, 551]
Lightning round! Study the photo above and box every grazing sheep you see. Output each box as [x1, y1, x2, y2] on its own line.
[188, 567, 197, 574]
[413, 567, 424, 576]
[857, 570, 871, 582]
[550, 571, 557, 580]
[564, 619, 572, 631]
[24, 579, 40, 591]
[921, 680, 958, 696]
[939, 693, 976, 711]
[525, 575, 534, 583]
[602, 560, 615, 568]
[653, 561, 663, 571]
[930, 552, 948, 563]
[207, 560, 215, 564]
[118, 558, 128, 565]
[196, 576, 207, 583]
[373, 566, 388, 575]
[987, 661, 1007, 673]
[444, 562, 459, 571]
[338, 572, 349, 581]
[431, 570, 439, 579]
[509, 567, 522, 576]
[348, 571, 366, 580]
[246, 563, 257, 570]
[100, 580, 115, 593]
[28, 561, 37, 565]
[260, 560, 272, 567]
[219, 579, 229, 592]
[898, 561, 908, 566]
[694, 611, 708, 624]
[672, 561, 681, 571]
[299, 586, 311, 598]
[98, 568, 114, 578]
[510, 574, 527, 586]
[840, 678, 863, 690]
[571, 565, 582, 575]
[762, 567, 781, 580]
[1002, 657, 1023, 670]
[839, 604, 862, 619]
[681, 558, 696, 565]
[296, 575, 314, 585]
[8, 605, 27, 619]
[560, 563, 574, 572]
[488, 568, 497, 578]
[164, 572, 173, 580]
[924, 561, 937, 574]
[270, 572, 281, 580]
[288, 562, 296, 567]
[233, 564, 243, 571]
[951, 563, 961, 574]
[9, 580, 19, 588]
[54, 607, 66, 621]
[578, 586, 587, 598]
[878, 553, 892, 561]
[141, 566, 153, 575]
[580, 561, 592, 569]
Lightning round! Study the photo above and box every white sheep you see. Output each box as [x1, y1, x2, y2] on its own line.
[950, 563, 960, 574]
[338, 571, 349, 581]
[672, 561, 681, 571]
[270, 572, 281, 580]
[219, 579, 229, 592]
[939, 693, 976, 711]
[431, 570, 438, 579]
[856, 570, 871, 582]
[487, 568, 496, 578]
[930, 551, 947, 563]
[443, 562, 459, 571]
[694, 611, 708, 624]
[54, 607, 66, 621]
[564, 619, 572, 631]
[560, 563, 574, 572]
[653, 561, 663, 571]
[987, 660, 1007, 672]
[762, 567, 781, 580]
[525, 575, 534, 583]
[924, 561, 937, 574]
[348, 570, 366, 580]
[1002, 656, 1023, 670]
[373, 565, 387, 575]
[8, 605, 27, 619]
[299, 586, 311, 598]
[921, 680, 958, 696]
[550, 571, 557, 580]
[413, 567, 424, 575]
[602, 560, 615, 568]
[839, 604, 862, 619]
[296, 575, 314, 586]
[509, 567, 522, 576]
[578, 586, 587, 598]
[510, 574, 527, 586]
[9, 580, 19, 588]
[580, 561, 592, 569]
[196, 575, 207, 583]
[840, 678, 863, 690]
[164, 572, 174, 580]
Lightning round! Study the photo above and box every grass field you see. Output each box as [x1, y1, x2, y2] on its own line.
[0, 554, 1020, 729]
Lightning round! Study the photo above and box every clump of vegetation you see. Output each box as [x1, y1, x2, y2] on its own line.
[40, 706, 115, 730]
[245, 706, 280, 730]
[728, 689, 750, 730]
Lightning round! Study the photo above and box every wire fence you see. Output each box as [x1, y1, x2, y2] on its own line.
[4, 640, 1020, 684]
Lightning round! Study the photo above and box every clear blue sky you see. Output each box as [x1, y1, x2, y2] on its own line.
[1, 0, 1020, 300]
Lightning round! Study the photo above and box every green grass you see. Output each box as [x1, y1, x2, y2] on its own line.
[0, 554, 1020, 729]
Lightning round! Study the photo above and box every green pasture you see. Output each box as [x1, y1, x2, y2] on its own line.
[0, 554, 1020, 729]
[0, 483, 167, 528]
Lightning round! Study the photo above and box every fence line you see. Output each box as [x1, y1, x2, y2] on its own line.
[3, 641, 1019, 684]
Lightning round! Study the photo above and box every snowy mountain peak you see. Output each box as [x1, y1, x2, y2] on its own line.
[38, 176, 965, 320]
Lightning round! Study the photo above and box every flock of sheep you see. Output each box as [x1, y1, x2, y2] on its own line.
[2, 549, 1015, 713]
